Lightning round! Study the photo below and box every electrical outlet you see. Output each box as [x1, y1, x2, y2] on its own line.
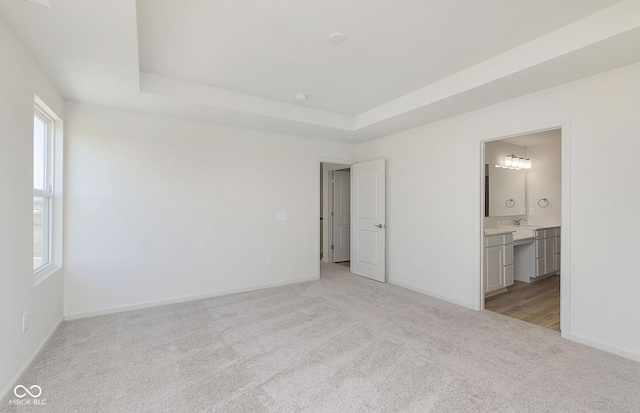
[266, 258, 272, 267]
[411, 259, 418, 270]
[530, 208, 535, 215]
[22, 312, 29, 333]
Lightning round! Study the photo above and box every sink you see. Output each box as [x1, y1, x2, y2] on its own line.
[512, 231, 535, 241]
[498, 226, 536, 240]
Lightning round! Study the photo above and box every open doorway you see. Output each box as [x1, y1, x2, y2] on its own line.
[319, 159, 387, 283]
[320, 162, 351, 266]
[482, 128, 563, 331]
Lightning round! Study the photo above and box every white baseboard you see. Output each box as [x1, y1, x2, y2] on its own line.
[391, 280, 640, 363]
[65, 276, 318, 321]
[1, 315, 64, 410]
[388, 279, 475, 310]
[565, 332, 640, 363]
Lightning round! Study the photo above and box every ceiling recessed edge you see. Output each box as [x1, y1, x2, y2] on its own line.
[353, 0, 640, 131]
[139, 72, 354, 130]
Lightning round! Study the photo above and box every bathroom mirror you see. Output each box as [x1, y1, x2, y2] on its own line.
[486, 165, 525, 217]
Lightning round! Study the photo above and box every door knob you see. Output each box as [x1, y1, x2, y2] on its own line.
[374, 224, 385, 228]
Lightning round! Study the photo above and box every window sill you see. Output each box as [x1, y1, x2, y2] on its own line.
[34, 264, 62, 287]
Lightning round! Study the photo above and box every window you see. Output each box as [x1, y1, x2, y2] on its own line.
[33, 105, 54, 272]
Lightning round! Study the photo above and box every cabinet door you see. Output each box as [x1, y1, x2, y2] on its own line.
[504, 264, 514, 287]
[536, 257, 545, 277]
[502, 244, 514, 266]
[544, 237, 557, 274]
[485, 246, 504, 293]
[535, 240, 543, 258]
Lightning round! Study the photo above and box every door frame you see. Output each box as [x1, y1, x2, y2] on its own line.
[475, 119, 571, 338]
[331, 169, 351, 263]
[317, 158, 354, 276]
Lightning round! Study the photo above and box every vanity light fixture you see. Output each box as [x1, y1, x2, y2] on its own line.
[504, 155, 513, 168]
[496, 154, 531, 170]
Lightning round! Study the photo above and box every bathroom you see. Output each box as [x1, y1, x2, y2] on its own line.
[483, 128, 562, 331]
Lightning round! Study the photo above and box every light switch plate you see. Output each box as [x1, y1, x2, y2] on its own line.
[276, 212, 287, 221]
[530, 208, 535, 215]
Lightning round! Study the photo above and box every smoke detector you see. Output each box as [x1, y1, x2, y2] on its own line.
[329, 32, 347, 44]
[294, 93, 307, 102]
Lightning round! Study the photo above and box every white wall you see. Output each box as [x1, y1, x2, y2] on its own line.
[0, 18, 65, 404]
[526, 141, 562, 226]
[357, 61, 640, 360]
[64, 102, 357, 318]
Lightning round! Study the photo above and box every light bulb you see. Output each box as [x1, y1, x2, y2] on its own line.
[504, 155, 513, 167]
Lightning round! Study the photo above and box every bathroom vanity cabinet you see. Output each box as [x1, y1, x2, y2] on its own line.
[536, 227, 561, 277]
[513, 226, 561, 283]
[484, 233, 514, 296]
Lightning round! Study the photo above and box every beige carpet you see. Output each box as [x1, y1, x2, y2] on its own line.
[4, 263, 640, 412]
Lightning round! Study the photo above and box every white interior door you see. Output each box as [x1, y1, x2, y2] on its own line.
[332, 170, 351, 262]
[351, 159, 386, 282]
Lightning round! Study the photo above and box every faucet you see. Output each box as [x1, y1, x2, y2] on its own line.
[513, 218, 524, 226]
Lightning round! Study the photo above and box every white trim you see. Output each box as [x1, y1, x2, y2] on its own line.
[0, 316, 63, 410]
[566, 332, 640, 363]
[389, 280, 474, 310]
[64, 276, 318, 321]
[559, 122, 571, 338]
[32, 95, 64, 285]
[33, 265, 63, 287]
[474, 138, 485, 310]
[475, 119, 571, 323]
[317, 157, 355, 278]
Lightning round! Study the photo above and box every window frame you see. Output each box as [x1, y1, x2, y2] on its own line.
[33, 104, 54, 274]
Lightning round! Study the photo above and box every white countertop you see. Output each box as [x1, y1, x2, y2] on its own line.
[484, 228, 514, 236]
[484, 225, 561, 240]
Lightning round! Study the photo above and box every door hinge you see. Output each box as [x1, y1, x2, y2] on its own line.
[331, 212, 334, 217]
[331, 245, 335, 250]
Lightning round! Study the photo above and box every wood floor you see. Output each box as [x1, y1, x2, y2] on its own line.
[485, 275, 560, 331]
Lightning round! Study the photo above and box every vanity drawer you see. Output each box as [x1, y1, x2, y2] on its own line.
[536, 228, 560, 239]
[485, 234, 512, 247]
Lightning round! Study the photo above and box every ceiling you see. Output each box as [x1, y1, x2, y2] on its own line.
[2, 0, 640, 141]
